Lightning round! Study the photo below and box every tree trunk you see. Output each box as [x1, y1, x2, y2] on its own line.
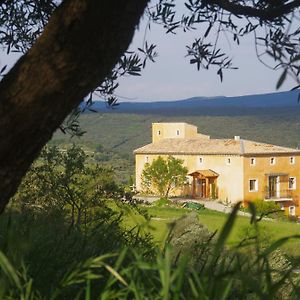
[0, 0, 149, 213]
[165, 183, 172, 199]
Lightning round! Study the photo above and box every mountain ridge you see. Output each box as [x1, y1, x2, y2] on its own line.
[87, 90, 300, 114]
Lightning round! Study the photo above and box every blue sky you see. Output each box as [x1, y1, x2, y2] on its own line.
[117, 12, 297, 102]
[0, 5, 297, 103]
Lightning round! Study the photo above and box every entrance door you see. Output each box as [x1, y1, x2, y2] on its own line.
[269, 176, 280, 198]
[269, 176, 276, 198]
[196, 179, 206, 198]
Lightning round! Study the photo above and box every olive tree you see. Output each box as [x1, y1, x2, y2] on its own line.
[14, 145, 120, 227]
[141, 156, 188, 198]
[0, 0, 300, 212]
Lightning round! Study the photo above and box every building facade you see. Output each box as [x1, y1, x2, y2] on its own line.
[134, 122, 300, 216]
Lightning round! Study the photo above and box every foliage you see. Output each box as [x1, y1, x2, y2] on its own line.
[14, 144, 126, 227]
[250, 199, 283, 219]
[1, 204, 300, 299]
[153, 197, 173, 207]
[2, 0, 300, 86]
[1, 144, 155, 297]
[141, 156, 188, 198]
[146, 205, 300, 256]
[0, 0, 300, 213]
[1, 0, 300, 138]
[166, 212, 214, 269]
[0, 1, 157, 136]
[147, 0, 300, 88]
[0, 207, 155, 298]
[49, 108, 300, 184]
[238, 223, 274, 249]
[0, 0, 57, 54]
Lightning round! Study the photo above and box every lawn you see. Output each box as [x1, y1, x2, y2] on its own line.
[122, 204, 300, 256]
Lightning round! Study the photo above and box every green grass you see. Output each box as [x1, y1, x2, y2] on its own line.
[50, 110, 300, 255]
[122, 205, 300, 256]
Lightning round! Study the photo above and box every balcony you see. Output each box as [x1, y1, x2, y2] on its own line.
[264, 189, 293, 201]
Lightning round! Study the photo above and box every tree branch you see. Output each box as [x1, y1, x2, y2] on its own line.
[0, 0, 149, 212]
[209, 0, 300, 20]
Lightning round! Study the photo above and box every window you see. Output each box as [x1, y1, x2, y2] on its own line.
[157, 130, 161, 136]
[270, 157, 276, 165]
[250, 158, 256, 165]
[289, 206, 296, 216]
[290, 156, 295, 164]
[289, 177, 296, 190]
[199, 157, 203, 164]
[226, 158, 231, 165]
[176, 130, 180, 136]
[249, 179, 258, 192]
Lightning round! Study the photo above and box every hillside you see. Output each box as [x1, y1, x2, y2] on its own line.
[50, 91, 300, 182]
[86, 90, 300, 115]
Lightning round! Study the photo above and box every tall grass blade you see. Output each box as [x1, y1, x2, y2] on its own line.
[172, 255, 188, 300]
[158, 247, 172, 300]
[85, 279, 91, 300]
[0, 251, 21, 289]
[104, 264, 128, 287]
[213, 202, 240, 257]
[219, 279, 233, 300]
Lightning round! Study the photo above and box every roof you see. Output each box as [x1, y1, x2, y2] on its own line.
[134, 138, 300, 156]
[189, 169, 219, 177]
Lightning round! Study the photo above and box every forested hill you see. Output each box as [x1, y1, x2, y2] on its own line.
[52, 90, 300, 182]
[87, 90, 300, 115]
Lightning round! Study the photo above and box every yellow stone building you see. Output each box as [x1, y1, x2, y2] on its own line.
[134, 122, 300, 216]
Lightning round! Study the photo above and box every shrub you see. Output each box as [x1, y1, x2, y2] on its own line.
[2, 204, 300, 299]
[248, 199, 284, 219]
[0, 205, 155, 298]
[166, 213, 214, 269]
[153, 197, 173, 207]
[0, 145, 156, 298]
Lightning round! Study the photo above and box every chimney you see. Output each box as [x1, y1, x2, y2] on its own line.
[234, 136, 240, 141]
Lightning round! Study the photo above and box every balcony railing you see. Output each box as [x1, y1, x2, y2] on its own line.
[264, 189, 293, 200]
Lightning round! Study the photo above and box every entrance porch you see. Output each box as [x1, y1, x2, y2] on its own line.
[189, 169, 219, 199]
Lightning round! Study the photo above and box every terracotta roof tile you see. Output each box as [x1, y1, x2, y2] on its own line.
[134, 138, 300, 155]
[189, 169, 219, 177]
